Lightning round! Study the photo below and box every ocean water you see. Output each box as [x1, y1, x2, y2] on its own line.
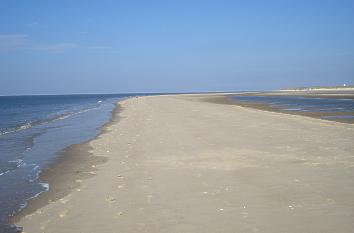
[0, 94, 139, 233]
[233, 95, 354, 119]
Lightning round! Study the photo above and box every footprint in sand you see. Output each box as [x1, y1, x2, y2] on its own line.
[59, 210, 69, 218]
[115, 212, 123, 218]
[59, 198, 70, 204]
[106, 196, 117, 203]
[39, 220, 51, 230]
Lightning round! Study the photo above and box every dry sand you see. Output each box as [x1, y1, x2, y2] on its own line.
[16, 94, 354, 233]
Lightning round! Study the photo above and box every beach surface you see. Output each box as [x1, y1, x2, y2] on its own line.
[16, 94, 354, 233]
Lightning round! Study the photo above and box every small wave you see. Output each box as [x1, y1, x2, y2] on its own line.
[17, 182, 50, 214]
[27, 164, 41, 182]
[302, 107, 346, 112]
[0, 106, 99, 136]
[40, 182, 50, 191]
[0, 160, 24, 177]
[0, 122, 33, 136]
[322, 115, 354, 119]
[8, 159, 26, 168]
[26, 182, 50, 202]
[19, 123, 32, 130]
[283, 108, 303, 111]
[0, 170, 10, 176]
[0, 159, 28, 177]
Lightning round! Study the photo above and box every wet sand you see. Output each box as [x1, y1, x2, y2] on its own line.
[225, 91, 354, 124]
[16, 94, 354, 233]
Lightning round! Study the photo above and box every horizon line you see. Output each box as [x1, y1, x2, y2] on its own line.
[0, 90, 267, 97]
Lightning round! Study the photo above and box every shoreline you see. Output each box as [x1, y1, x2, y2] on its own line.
[201, 92, 354, 125]
[10, 101, 124, 226]
[252, 90, 354, 99]
[14, 94, 354, 233]
[10, 92, 354, 225]
[11, 92, 353, 225]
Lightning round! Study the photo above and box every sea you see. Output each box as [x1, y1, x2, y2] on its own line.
[0, 94, 142, 233]
[233, 95, 354, 120]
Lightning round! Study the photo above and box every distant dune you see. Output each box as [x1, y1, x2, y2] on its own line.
[281, 85, 354, 91]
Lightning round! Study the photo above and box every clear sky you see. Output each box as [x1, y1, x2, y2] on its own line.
[1, 0, 354, 95]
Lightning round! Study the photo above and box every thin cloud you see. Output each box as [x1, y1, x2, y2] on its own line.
[0, 34, 110, 52]
[32, 43, 81, 52]
[0, 34, 30, 50]
[85, 45, 111, 49]
[27, 21, 39, 27]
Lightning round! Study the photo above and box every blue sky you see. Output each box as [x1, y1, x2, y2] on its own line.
[1, 0, 354, 95]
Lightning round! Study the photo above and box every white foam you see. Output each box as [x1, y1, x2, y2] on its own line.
[0, 170, 10, 176]
[0, 106, 99, 136]
[40, 182, 50, 191]
[18, 182, 50, 212]
[283, 108, 303, 111]
[8, 159, 26, 168]
[0, 122, 33, 135]
[28, 164, 41, 182]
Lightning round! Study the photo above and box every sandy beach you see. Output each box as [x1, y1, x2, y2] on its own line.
[15, 94, 354, 233]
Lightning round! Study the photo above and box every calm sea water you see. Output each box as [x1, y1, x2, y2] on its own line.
[233, 95, 354, 119]
[0, 94, 141, 233]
